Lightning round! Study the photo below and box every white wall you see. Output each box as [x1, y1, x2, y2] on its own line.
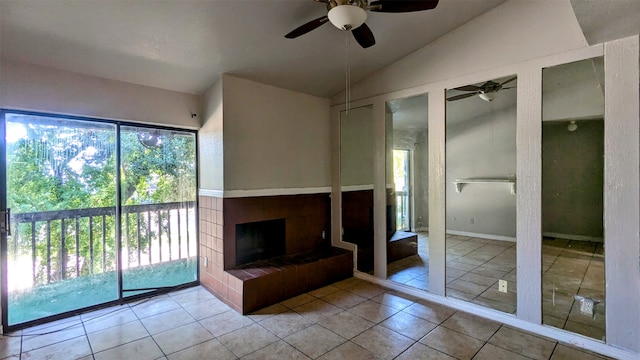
[446, 105, 517, 238]
[331, 0, 587, 104]
[199, 78, 224, 191]
[0, 60, 200, 128]
[341, 105, 374, 187]
[222, 74, 331, 191]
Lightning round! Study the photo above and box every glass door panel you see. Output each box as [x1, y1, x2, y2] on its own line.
[385, 94, 429, 291]
[445, 75, 518, 314]
[542, 57, 605, 341]
[120, 126, 197, 296]
[3, 113, 118, 326]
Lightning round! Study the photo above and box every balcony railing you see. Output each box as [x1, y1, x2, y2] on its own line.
[8, 201, 197, 289]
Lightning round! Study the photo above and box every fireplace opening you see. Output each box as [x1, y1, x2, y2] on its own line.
[235, 218, 286, 267]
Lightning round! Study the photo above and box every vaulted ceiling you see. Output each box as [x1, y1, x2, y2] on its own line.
[0, 0, 505, 98]
[1, 1, 637, 99]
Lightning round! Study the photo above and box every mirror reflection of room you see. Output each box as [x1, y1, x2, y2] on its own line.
[385, 95, 429, 291]
[542, 57, 605, 341]
[445, 75, 518, 314]
[340, 105, 375, 273]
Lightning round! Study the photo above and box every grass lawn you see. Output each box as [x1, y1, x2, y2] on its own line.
[9, 258, 197, 325]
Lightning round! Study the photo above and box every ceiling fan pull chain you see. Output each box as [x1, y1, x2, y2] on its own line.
[345, 31, 351, 113]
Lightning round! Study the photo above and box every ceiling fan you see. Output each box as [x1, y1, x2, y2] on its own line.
[447, 76, 517, 102]
[285, 0, 440, 48]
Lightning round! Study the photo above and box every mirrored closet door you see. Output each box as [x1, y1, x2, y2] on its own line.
[385, 94, 430, 291]
[541, 57, 605, 341]
[445, 75, 518, 314]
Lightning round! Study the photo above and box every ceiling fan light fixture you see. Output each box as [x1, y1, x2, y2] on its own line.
[479, 92, 497, 102]
[328, 5, 367, 31]
[567, 120, 578, 132]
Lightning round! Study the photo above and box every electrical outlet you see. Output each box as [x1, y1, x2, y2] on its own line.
[498, 279, 508, 293]
[580, 298, 595, 316]
[322, 230, 325, 239]
[203, 256, 208, 267]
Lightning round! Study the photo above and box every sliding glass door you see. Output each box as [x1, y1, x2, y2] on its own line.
[120, 126, 197, 297]
[1, 113, 119, 326]
[1, 112, 198, 330]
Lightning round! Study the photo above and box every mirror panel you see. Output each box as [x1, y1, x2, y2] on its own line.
[445, 75, 518, 314]
[340, 105, 374, 273]
[542, 57, 605, 341]
[385, 94, 429, 291]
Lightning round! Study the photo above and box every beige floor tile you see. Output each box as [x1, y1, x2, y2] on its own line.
[82, 307, 139, 333]
[181, 297, 231, 320]
[94, 337, 163, 360]
[153, 322, 214, 355]
[218, 323, 278, 357]
[460, 272, 498, 286]
[471, 297, 516, 314]
[321, 290, 367, 309]
[344, 282, 387, 299]
[167, 339, 236, 360]
[473, 343, 529, 360]
[447, 279, 490, 297]
[317, 311, 375, 339]
[88, 320, 149, 353]
[141, 307, 195, 334]
[371, 292, 415, 310]
[168, 286, 216, 306]
[550, 344, 612, 360]
[22, 322, 85, 352]
[348, 300, 399, 323]
[403, 301, 456, 324]
[199, 309, 253, 337]
[308, 285, 340, 298]
[281, 293, 316, 309]
[352, 325, 414, 360]
[0, 334, 22, 358]
[131, 295, 181, 319]
[440, 311, 500, 341]
[564, 320, 606, 341]
[21, 335, 92, 360]
[395, 342, 456, 360]
[285, 324, 346, 359]
[259, 311, 315, 338]
[419, 326, 483, 360]
[293, 299, 341, 322]
[242, 340, 308, 360]
[488, 326, 556, 360]
[446, 288, 477, 302]
[332, 277, 365, 290]
[317, 341, 379, 360]
[381, 311, 437, 340]
[247, 303, 289, 322]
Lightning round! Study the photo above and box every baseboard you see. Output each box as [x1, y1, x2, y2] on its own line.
[542, 232, 603, 242]
[446, 229, 516, 242]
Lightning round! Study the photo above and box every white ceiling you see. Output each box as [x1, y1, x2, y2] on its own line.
[0, 0, 506, 98]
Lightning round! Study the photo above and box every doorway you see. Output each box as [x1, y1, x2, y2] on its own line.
[1, 111, 198, 330]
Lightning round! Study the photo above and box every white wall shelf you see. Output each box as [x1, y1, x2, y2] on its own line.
[453, 178, 517, 195]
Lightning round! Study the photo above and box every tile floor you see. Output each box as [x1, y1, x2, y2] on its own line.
[387, 233, 605, 341]
[0, 277, 612, 360]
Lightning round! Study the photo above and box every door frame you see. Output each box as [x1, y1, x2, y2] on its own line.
[0, 109, 200, 332]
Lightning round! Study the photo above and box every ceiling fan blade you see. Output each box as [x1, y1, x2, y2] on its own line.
[454, 85, 482, 92]
[500, 76, 517, 86]
[370, 0, 439, 13]
[285, 15, 329, 39]
[352, 23, 375, 48]
[446, 92, 478, 101]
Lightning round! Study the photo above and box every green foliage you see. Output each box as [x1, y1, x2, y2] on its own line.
[6, 117, 196, 286]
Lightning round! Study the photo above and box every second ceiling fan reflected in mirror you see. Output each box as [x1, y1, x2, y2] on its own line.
[447, 76, 517, 102]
